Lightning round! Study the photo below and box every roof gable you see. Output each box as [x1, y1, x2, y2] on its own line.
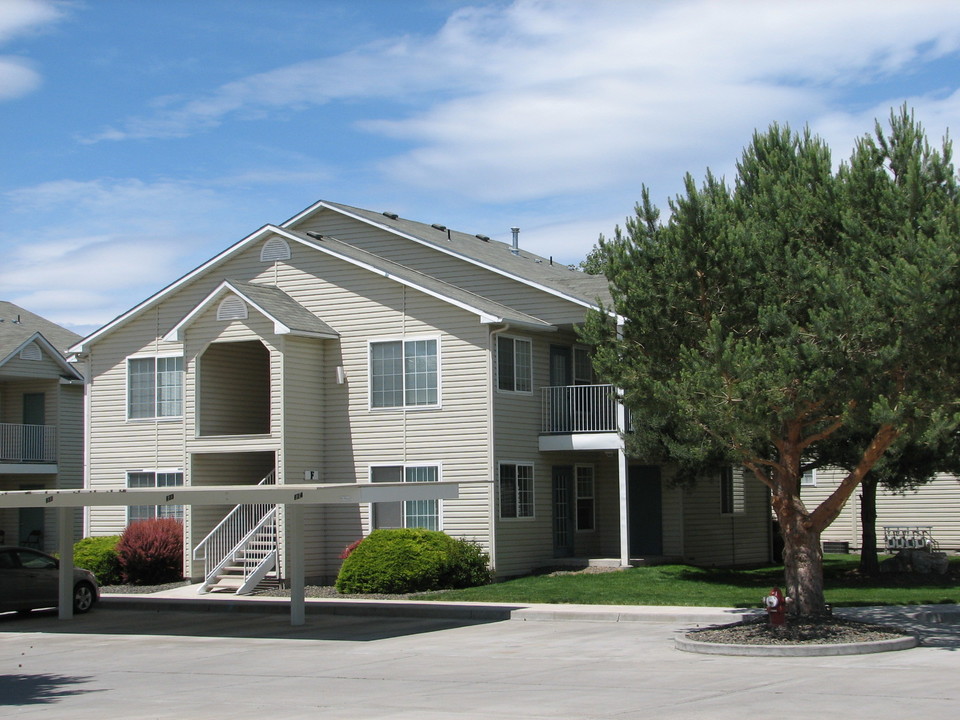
[282, 200, 612, 310]
[164, 280, 340, 342]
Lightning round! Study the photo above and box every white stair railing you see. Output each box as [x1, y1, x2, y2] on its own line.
[193, 470, 277, 593]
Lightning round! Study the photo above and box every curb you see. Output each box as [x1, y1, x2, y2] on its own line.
[674, 633, 919, 656]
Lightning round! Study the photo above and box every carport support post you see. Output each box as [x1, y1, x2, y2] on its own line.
[58, 507, 74, 620]
[288, 502, 305, 626]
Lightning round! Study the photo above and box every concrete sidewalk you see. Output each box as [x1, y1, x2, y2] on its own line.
[99, 581, 960, 632]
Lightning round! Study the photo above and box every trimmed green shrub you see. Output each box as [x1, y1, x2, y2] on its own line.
[116, 518, 184, 585]
[73, 535, 122, 585]
[335, 529, 492, 594]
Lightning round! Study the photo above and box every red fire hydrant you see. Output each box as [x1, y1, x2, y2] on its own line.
[764, 587, 787, 627]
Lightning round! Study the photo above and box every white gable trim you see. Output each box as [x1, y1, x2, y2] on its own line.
[164, 280, 339, 342]
[1, 331, 84, 379]
[70, 225, 277, 354]
[284, 201, 601, 313]
[268, 226, 554, 332]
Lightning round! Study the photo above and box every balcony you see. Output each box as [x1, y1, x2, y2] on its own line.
[539, 385, 622, 451]
[0, 423, 57, 464]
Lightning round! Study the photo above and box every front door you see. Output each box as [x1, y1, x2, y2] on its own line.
[629, 466, 663, 556]
[22, 393, 45, 461]
[552, 466, 575, 557]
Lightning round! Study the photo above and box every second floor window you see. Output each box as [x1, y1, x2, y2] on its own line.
[128, 356, 183, 419]
[497, 336, 532, 392]
[370, 338, 438, 408]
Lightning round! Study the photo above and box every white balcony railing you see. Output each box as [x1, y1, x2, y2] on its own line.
[0, 423, 57, 463]
[541, 384, 619, 434]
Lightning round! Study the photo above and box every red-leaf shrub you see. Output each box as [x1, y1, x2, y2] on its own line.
[116, 518, 184, 585]
[339, 538, 363, 560]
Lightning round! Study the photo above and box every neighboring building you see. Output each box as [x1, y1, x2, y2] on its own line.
[71, 200, 770, 590]
[0, 302, 85, 552]
[802, 467, 960, 554]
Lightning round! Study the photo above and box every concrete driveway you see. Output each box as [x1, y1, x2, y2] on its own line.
[2, 604, 958, 719]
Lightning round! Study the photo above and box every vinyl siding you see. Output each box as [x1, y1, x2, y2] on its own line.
[297, 213, 590, 325]
[804, 468, 960, 553]
[681, 467, 770, 566]
[84, 233, 496, 581]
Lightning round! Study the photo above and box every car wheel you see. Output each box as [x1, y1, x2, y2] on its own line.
[73, 582, 96, 613]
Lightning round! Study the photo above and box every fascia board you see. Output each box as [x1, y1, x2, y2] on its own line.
[70, 225, 277, 354]
[1, 331, 83, 379]
[310, 202, 603, 313]
[270, 226, 554, 331]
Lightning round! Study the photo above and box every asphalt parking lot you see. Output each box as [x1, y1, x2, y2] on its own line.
[2, 604, 959, 719]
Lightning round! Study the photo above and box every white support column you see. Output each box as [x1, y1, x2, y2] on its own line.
[287, 503, 305, 626]
[58, 507, 74, 620]
[618, 446, 629, 566]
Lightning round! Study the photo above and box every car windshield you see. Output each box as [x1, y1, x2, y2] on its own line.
[16, 550, 57, 570]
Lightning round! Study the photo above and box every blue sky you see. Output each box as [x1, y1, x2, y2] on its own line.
[3, 0, 960, 335]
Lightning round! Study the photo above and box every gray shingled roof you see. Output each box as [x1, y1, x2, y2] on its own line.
[227, 280, 340, 337]
[0, 301, 82, 362]
[281, 229, 555, 330]
[293, 201, 614, 309]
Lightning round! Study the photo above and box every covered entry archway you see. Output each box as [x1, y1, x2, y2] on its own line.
[0, 481, 460, 626]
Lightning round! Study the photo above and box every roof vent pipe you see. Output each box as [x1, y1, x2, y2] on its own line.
[510, 227, 520, 255]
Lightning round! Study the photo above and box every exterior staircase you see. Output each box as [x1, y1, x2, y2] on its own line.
[193, 471, 280, 594]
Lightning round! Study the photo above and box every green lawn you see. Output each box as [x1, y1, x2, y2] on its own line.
[412, 555, 960, 608]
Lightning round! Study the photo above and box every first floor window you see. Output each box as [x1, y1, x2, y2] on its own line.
[128, 471, 184, 523]
[499, 462, 534, 518]
[371, 465, 440, 530]
[576, 465, 595, 531]
[370, 338, 439, 408]
[720, 466, 745, 515]
[128, 356, 183, 419]
[497, 336, 532, 392]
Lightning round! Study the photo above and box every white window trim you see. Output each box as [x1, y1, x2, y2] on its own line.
[498, 460, 535, 520]
[126, 468, 184, 524]
[575, 463, 595, 533]
[126, 353, 185, 422]
[801, 468, 817, 487]
[496, 334, 533, 394]
[367, 462, 444, 532]
[367, 335, 442, 411]
[720, 466, 746, 516]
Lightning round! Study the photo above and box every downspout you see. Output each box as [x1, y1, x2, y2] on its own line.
[487, 323, 513, 575]
[615, 318, 630, 567]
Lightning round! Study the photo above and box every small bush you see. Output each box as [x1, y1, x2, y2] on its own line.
[442, 537, 494, 589]
[73, 536, 122, 585]
[116, 518, 184, 585]
[335, 529, 492, 594]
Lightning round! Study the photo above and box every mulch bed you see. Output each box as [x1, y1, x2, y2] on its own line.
[687, 616, 911, 645]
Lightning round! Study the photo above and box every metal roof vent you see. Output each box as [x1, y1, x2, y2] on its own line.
[260, 237, 291, 262]
[510, 227, 520, 255]
[217, 295, 248, 321]
[431, 223, 446, 231]
[20, 342, 42, 361]
[475, 234, 490, 242]
[382, 212, 399, 220]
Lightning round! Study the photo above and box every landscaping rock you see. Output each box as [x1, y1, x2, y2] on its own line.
[880, 548, 949, 575]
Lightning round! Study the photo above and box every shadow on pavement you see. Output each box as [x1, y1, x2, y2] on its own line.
[0, 673, 102, 706]
[0, 605, 509, 643]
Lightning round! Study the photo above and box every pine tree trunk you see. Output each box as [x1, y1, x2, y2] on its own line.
[859, 475, 880, 576]
[773, 499, 828, 616]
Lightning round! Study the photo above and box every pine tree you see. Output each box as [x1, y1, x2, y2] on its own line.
[582, 108, 960, 616]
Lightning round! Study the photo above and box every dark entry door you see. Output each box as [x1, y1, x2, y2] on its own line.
[552, 466, 575, 557]
[629, 466, 663, 556]
[22, 393, 45, 461]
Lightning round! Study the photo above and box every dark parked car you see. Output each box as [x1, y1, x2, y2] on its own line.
[0, 546, 99, 614]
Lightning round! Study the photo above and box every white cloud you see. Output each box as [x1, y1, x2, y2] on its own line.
[0, 0, 65, 100]
[83, 0, 960, 204]
[0, 177, 239, 332]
